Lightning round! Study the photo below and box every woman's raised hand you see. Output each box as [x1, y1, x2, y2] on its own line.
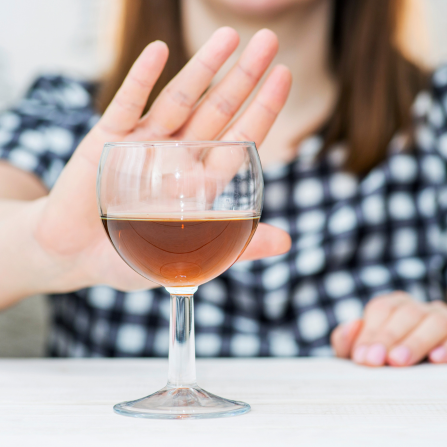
[331, 292, 447, 367]
[31, 27, 292, 293]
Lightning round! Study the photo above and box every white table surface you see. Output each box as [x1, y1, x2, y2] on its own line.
[0, 358, 446, 447]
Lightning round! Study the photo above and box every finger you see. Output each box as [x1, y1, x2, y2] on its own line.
[179, 29, 279, 140]
[351, 292, 409, 365]
[429, 340, 447, 364]
[331, 320, 363, 358]
[220, 64, 292, 147]
[139, 27, 240, 137]
[202, 65, 291, 181]
[39, 42, 168, 247]
[426, 302, 447, 363]
[97, 41, 169, 141]
[387, 312, 447, 366]
[237, 223, 291, 261]
[359, 301, 427, 366]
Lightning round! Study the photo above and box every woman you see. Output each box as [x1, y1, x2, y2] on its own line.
[1, 0, 447, 367]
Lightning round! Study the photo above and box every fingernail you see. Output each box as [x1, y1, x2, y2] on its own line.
[365, 344, 387, 366]
[429, 346, 447, 363]
[388, 346, 411, 366]
[353, 345, 367, 363]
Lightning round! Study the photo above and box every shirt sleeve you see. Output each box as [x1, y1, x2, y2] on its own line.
[0, 75, 98, 189]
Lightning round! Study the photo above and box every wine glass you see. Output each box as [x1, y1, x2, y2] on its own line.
[97, 141, 263, 419]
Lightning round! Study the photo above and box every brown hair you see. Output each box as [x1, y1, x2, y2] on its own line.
[98, 0, 428, 174]
[98, 0, 187, 115]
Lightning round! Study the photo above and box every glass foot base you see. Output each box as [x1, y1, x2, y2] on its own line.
[113, 384, 251, 419]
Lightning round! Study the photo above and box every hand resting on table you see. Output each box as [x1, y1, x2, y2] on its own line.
[332, 292, 447, 367]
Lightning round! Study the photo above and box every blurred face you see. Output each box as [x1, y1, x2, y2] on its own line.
[203, 0, 318, 17]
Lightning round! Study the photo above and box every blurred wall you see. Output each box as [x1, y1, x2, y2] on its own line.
[427, 0, 447, 64]
[0, 0, 119, 109]
[0, 296, 47, 357]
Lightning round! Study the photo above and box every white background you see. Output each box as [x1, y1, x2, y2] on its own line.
[0, 0, 119, 109]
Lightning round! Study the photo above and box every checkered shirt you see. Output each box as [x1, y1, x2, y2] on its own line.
[2, 69, 447, 357]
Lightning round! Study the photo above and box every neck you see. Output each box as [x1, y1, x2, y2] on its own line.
[181, 0, 337, 167]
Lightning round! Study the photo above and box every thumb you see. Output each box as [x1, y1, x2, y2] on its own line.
[238, 223, 291, 261]
[331, 319, 363, 358]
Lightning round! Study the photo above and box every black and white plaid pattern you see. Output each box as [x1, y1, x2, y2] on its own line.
[2, 69, 447, 357]
[215, 171, 257, 211]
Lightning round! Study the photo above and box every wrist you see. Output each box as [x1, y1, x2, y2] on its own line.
[0, 198, 74, 306]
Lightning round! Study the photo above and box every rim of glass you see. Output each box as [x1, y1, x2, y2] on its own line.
[104, 140, 255, 148]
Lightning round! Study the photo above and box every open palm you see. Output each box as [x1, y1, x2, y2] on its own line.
[32, 28, 292, 293]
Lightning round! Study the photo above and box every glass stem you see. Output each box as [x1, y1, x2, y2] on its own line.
[165, 287, 198, 388]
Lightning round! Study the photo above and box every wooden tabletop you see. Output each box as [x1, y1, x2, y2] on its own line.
[0, 358, 446, 446]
